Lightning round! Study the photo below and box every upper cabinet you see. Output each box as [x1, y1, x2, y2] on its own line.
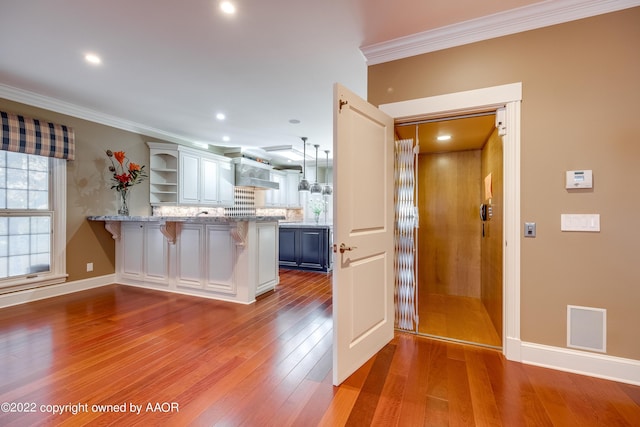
[262, 169, 301, 208]
[148, 142, 235, 207]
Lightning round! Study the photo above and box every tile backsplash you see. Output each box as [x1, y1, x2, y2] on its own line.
[152, 187, 299, 219]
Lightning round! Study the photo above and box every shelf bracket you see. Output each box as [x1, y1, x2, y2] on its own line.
[230, 221, 248, 247]
[104, 221, 122, 240]
[160, 221, 178, 245]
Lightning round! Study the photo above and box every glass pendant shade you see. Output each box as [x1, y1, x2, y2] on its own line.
[310, 144, 322, 194]
[298, 137, 310, 192]
[298, 178, 310, 192]
[322, 149, 332, 196]
[310, 181, 322, 194]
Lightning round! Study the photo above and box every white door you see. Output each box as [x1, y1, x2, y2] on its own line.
[332, 83, 395, 385]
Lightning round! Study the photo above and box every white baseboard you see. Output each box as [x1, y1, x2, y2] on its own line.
[510, 340, 640, 386]
[117, 279, 256, 305]
[0, 274, 115, 309]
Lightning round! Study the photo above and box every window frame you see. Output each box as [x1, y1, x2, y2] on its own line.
[0, 155, 67, 292]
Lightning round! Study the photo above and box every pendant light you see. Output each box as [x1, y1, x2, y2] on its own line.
[298, 137, 310, 192]
[310, 144, 322, 194]
[322, 150, 332, 196]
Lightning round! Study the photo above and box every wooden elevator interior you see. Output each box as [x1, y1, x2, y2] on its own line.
[396, 113, 503, 347]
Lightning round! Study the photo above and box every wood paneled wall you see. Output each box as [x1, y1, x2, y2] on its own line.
[481, 129, 504, 340]
[418, 150, 481, 298]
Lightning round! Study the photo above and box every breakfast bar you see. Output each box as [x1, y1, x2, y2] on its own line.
[88, 215, 282, 304]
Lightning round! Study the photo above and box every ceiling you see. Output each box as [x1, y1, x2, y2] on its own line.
[396, 113, 497, 154]
[0, 0, 632, 166]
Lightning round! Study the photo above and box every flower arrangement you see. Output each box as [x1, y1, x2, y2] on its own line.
[309, 197, 326, 215]
[308, 197, 326, 223]
[106, 150, 147, 216]
[106, 150, 147, 192]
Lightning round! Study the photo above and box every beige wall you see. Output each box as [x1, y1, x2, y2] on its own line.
[0, 98, 165, 282]
[369, 8, 640, 360]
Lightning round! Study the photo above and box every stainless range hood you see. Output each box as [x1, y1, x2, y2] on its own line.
[232, 157, 279, 190]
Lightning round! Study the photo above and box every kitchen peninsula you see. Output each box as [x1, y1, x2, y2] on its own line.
[88, 215, 282, 304]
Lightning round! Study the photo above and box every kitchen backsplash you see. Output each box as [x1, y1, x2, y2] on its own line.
[152, 187, 302, 220]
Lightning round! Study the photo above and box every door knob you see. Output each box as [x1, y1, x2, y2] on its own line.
[335, 243, 357, 254]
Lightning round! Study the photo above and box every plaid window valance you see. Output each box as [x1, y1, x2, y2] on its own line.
[1, 111, 75, 160]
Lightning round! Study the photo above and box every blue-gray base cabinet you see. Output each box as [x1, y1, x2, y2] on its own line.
[279, 224, 332, 273]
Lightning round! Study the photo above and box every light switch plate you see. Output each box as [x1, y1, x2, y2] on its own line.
[561, 214, 600, 232]
[524, 222, 536, 238]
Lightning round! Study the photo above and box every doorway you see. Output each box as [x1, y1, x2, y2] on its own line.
[381, 82, 522, 360]
[396, 112, 503, 348]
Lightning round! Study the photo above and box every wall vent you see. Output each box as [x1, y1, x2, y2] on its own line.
[567, 305, 606, 353]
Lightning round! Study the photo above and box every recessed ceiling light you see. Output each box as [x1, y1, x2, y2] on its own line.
[289, 119, 300, 124]
[220, 1, 236, 14]
[222, 136, 230, 142]
[437, 135, 452, 141]
[216, 113, 226, 121]
[84, 53, 101, 65]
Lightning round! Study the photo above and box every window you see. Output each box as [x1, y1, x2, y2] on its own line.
[0, 151, 66, 291]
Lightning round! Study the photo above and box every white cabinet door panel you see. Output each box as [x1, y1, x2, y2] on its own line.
[177, 224, 204, 289]
[256, 222, 278, 295]
[121, 222, 144, 278]
[180, 153, 200, 204]
[201, 158, 219, 205]
[218, 161, 235, 205]
[205, 225, 236, 294]
[144, 223, 168, 283]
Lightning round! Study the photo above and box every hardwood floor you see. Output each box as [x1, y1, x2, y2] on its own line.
[418, 293, 502, 348]
[1, 269, 639, 426]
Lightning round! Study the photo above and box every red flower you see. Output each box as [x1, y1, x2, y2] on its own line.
[129, 162, 141, 172]
[115, 173, 130, 184]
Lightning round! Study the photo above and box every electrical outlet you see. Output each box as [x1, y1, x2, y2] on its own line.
[86, 262, 94, 272]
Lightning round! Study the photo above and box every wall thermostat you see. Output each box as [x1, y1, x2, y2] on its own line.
[566, 170, 593, 189]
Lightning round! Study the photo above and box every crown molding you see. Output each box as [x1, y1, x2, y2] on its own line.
[0, 84, 197, 146]
[361, 0, 640, 65]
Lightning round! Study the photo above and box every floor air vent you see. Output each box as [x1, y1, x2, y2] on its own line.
[567, 305, 606, 353]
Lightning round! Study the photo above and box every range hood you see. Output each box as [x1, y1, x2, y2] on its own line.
[232, 157, 279, 190]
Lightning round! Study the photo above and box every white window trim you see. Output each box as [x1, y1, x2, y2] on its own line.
[0, 157, 67, 293]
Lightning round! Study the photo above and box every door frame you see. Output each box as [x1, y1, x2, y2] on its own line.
[379, 82, 522, 362]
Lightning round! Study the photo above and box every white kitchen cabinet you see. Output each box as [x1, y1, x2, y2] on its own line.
[256, 221, 278, 295]
[200, 157, 219, 205]
[144, 223, 169, 284]
[148, 142, 234, 207]
[284, 170, 301, 208]
[179, 151, 201, 205]
[264, 170, 285, 207]
[119, 222, 169, 285]
[261, 169, 300, 208]
[176, 223, 205, 289]
[121, 222, 144, 279]
[105, 218, 280, 304]
[176, 223, 237, 296]
[205, 225, 236, 294]
[217, 160, 235, 205]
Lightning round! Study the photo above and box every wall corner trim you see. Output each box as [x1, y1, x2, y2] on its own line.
[521, 341, 640, 386]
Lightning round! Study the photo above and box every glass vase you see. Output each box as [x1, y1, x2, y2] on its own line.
[118, 189, 130, 216]
[314, 211, 320, 224]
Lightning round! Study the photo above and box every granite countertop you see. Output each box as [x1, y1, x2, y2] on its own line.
[87, 215, 285, 222]
[279, 221, 333, 229]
